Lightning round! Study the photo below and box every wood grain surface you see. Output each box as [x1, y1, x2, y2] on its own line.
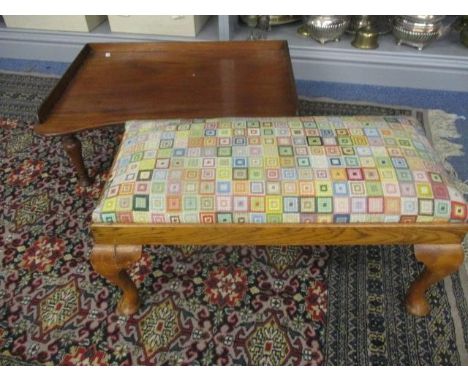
[406, 243, 465, 316]
[90, 244, 142, 315]
[91, 223, 468, 246]
[35, 40, 298, 136]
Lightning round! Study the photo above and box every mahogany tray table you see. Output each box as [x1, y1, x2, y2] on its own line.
[35, 41, 298, 186]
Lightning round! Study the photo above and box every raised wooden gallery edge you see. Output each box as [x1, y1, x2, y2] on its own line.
[36, 40, 298, 135]
[34, 40, 298, 187]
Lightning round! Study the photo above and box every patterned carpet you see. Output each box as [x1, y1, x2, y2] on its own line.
[0, 72, 467, 365]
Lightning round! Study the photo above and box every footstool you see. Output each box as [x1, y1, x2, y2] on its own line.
[90, 116, 468, 316]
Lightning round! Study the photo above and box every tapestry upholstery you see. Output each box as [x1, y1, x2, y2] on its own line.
[92, 116, 467, 224]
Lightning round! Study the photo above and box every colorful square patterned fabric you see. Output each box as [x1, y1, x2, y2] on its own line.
[92, 117, 467, 224]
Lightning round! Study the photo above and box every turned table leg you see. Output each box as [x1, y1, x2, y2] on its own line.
[62, 134, 91, 187]
[90, 244, 143, 316]
[406, 244, 464, 316]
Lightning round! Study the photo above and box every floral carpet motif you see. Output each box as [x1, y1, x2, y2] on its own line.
[0, 72, 467, 365]
[0, 120, 328, 364]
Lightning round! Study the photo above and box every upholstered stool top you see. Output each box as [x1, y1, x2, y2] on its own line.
[92, 116, 467, 224]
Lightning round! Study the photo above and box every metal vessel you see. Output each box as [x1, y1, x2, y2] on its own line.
[268, 15, 301, 25]
[240, 15, 300, 27]
[302, 15, 350, 44]
[404, 15, 446, 24]
[297, 24, 311, 38]
[347, 16, 393, 35]
[240, 15, 259, 28]
[351, 26, 379, 49]
[392, 16, 449, 50]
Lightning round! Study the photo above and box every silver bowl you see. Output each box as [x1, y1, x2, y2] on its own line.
[302, 16, 350, 44]
[393, 24, 441, 49]
[404, 15, 446, 24]
[392, 16, 446, 50]
[394, 16, 443, 33]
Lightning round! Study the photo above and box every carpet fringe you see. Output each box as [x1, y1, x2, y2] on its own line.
[427, 110, 468, 195]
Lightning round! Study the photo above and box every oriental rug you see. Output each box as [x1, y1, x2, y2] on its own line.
[0, 71, 467, 365]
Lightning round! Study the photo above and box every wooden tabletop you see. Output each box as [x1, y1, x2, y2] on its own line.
[35, 41, 298, 136]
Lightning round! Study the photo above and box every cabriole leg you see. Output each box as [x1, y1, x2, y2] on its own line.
[90, 244, 142, 315]
[406, 244, 464, 316]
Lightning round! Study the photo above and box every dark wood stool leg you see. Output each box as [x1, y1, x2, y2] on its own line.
[116, 132, 124, 145]
[62, 134, 91, 187]
[406, 244, 464, 316]
[90, 244, 142, 316]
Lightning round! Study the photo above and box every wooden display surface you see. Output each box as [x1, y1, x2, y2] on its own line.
[34, 40, 298, 186]
[35, 40, 298, 136]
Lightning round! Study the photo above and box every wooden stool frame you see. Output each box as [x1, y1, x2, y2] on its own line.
[91, 222, 467, 316]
